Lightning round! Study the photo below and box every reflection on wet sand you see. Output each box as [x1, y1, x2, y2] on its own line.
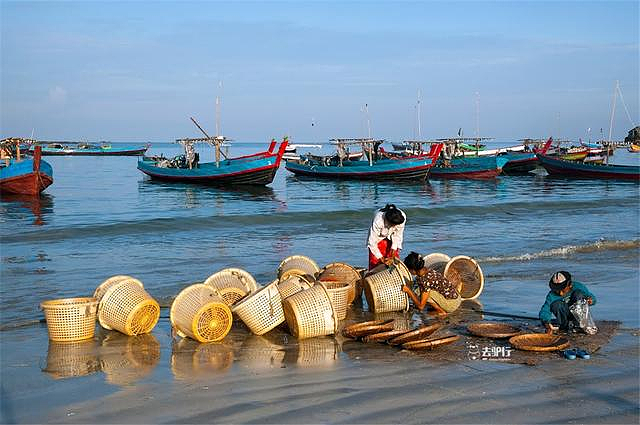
[43, 339, 100, 379]
[373, 311, 414, 331]
[98, 332, 160, 386]
[285, 336, 340, 368]
[236, 334, 285, 369]
[0, 193, 53, 226]
[171, 338, 234, 380]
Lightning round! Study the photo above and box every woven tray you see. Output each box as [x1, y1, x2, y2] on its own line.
[402, 334, 460, 350]
[361, 329, 409, 343]
[467, 322, 521, 339]
[341, 319, 395, 339]
[388, 323, 442, 346]
[508, 333, 570, 352]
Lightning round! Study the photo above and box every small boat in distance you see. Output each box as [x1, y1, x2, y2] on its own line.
[32, 141, 149, 156]
[1, 139, 53, 195]
[628, 143, 640, 153]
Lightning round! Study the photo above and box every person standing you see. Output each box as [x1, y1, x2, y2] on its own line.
[367, 204, 406, 270]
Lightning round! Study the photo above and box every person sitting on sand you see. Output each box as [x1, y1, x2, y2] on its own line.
[539, 271, 597, 334]
[401, 251, 461, 317]
[367, 204, 406, 270]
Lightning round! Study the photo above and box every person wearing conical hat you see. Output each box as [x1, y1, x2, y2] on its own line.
[539, 271, 597, 334]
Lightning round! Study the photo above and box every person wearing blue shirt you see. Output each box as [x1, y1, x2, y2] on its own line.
[539, 271, 596, 334]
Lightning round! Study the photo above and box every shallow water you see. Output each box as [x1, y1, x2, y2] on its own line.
[0, 141, 638, 330]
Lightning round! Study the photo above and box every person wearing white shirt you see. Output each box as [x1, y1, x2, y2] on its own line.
[367, 204, 406, 270]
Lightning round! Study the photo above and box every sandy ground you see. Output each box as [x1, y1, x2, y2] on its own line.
[1, 306, 638, 424]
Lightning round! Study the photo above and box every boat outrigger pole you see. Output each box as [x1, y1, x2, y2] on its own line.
[190, 116, 228, 166]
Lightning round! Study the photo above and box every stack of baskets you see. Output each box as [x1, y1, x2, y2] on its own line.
[282, 283, 337, 339]
[363, 260, 411, 313]
[94, 275, 160, 336]
[232, 279, 285, 336]
[317, 262, 361, 305]
[170, 284, 233, 343]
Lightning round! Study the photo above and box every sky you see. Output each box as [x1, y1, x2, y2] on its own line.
[1, 0, 638, 142]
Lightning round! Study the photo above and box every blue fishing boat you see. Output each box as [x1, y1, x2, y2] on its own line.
[33, 142, 148, 156]
[138, 136, 289, 186]
[284, 139, 443, 180]
[430, 154, 509, 179]
[0, 141, 53, 195]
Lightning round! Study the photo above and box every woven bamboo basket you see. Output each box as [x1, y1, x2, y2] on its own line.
[444, 256, 484, 300]
[204, 268, 259, 294]
[508, 333, 570, 352]
[98, 280, 160, 336]
[363, 261, 411, 313]
[99, 333, 160, 386]
[341, 319, 395, 339]
[318, 262, 360, 304]
[232, 280, 285, 335]
[171, 339, 234, 379]
[402, 334, 461, 351]
[423, 253, 451, 275]
[283, 283, 338, 339]
[216, 286, 247, 307]
[93, 275, 144, 303]
[362, 329, 409, 343]
[170, 284, 233, 343]
[277, 274, 314, 300]
[388, 323, 443, 346]
[41, 297, 98, 342]
[322, 281, 350, 320]
[43, 340, 100, 379]
[237, 335, 286, 369]
[277, 255, 320, 281]
[467, 322, 521, 339]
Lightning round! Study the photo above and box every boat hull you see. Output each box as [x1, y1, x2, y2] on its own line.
[138, 163, 278, 185]
[430, 155, 509, 179]
[501, 152, 539, 174]
[284, 158, 433, 181]
[537, 154, 640, 181]
[34, 145, 148, 156]
[0, 151, 54, 195]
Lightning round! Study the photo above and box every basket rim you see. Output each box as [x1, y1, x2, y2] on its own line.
[98, 280, 152, 330]
[508, 333, 570, 351]
[170, 283, 216, 335]
[277, 255, 320, 277]
[204, 267, 258, 293]
[41, 297, 98, 310]
[423, 253, 451, 268]
[231, 279, 279, 313]
[443, 255, 484, 301]
[467, 321, 521, 338]
[93, 275, 143, 300]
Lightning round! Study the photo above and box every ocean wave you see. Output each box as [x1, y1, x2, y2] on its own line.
[479, 239, 640, 263]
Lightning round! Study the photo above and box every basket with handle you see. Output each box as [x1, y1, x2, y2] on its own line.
[443, 255, 484, 300]
[98, 280, 160, 336]
[363, 260, 411, 313]
[282, 283, 338, 339]
[204, 268, 259, 294]
[277, 255, 320, 281]
[43, 339, 100, 379]
[93, 275, 144, 304]
[277, 274, 314, 300]
[423, 253, 451, 275]
[318, 262, 361, 304]
[321, 281, 350, 320]
[170, 284, 233, 343]
[215, 286, 247, 307]
[41, 297, 98, 342]
[231, 280, 285, 335]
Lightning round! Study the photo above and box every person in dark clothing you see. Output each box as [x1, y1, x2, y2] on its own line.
[539, 271, 597, 334]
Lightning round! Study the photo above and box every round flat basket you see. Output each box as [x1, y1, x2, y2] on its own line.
[444, 255, 484, 300]
[388, 323, 442, 346]
[402, 334, 461, 351]
[362, 329, 409, 343]
[277, 275, 314, 300]
[216, 286, 247, 307]
[41, 297, 98, 342]
[231, 280, 285, 336]
[423, 253, 451, 274]
[467, 322, 521, 339]
[204, 268, 259, 294]
[508, 333, 570, 352]
[98, 281, 160, 336]
[318, 262, 361, 304]
[93, 275, 143, 304]
[170, 284, 233, 343]
[282, 283, 337, 340]
[277, 255, 320, 281]
[363, 261, 411, 313]
[322, 281, 350, 321]
[341, 319, 395, 339]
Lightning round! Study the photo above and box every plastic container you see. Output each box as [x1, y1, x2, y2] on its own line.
[232, 280, 285, 335]
[277, 255, 320, 281]
[277, 274, 314, 300]
[98, 280, 160, 336]
[170, 284, 233, 343]
[363, 261, 411, 313]
[93, 275, 144, 304]
[322, 281, 350, 320]
[204, 268, 259, 294]
[318, 262, 361, 304]
[41, 297, 98, 342]
[282, 283, 337, 339]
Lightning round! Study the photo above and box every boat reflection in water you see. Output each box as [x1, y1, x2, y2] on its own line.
[171, 339, 234, 381]
[98, 332, 160, 386]
[0, 193, 53, 226]
[43, 339, 100, 380]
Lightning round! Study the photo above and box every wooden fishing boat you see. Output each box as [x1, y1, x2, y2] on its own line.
[430, 154, 510, 179]
[33, 142, 149, 156]
[138, 136, 289, 186]
[459, 144, 538, 174]
[0, 141, 53, 195]
[537, 138, 639, 181]
[285, 138, 443, 180]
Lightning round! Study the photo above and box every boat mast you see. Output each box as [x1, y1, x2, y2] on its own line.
[417, 89, 422, 140]
[608, 80, 618, 144]
[474, 92, 480, 156]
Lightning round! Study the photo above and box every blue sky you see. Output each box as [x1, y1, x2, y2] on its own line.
[1, 1, 638, 142]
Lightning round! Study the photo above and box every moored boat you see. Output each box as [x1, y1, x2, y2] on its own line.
[430, 154, 510, 179]
[0, 141, 53, 195]
[33, 142, 149, 156]
[628, 143, 640, 153]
